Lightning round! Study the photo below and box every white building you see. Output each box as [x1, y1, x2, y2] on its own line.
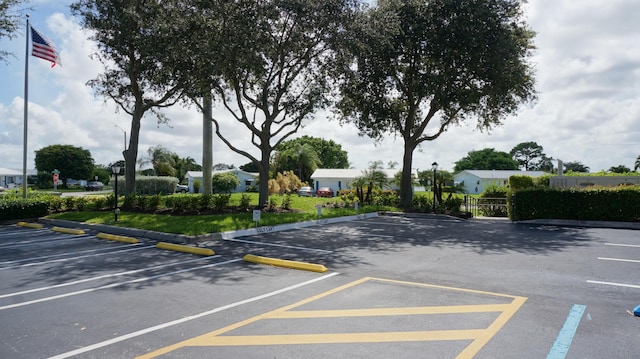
[310, 168, 421, 193]
[453, 170, 547, 194]
[0, 168, 36, 189]
[184, 169, 258, 193]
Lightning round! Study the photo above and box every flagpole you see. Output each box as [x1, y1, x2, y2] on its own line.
[22, 14, 30, 199]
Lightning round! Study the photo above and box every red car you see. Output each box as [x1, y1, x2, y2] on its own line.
[316, 187, 334, 198]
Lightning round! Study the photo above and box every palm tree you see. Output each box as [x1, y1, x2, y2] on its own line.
[635, 155, 640, 172]
[278, 143, 321, 183]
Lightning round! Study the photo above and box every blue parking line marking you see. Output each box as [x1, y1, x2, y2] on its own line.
[546, 304, 586, 359]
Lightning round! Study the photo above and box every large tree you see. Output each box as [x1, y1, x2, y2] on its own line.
[335, 0, 536, 208]
[510, 141, 542, 170]
[34, 144, 94, 187]
[165, 0, 357, 207]
[71, 0, 184, 196]
[453, 148, 519, 172]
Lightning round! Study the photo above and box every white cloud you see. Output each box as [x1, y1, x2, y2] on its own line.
[1, 1, 639, 176]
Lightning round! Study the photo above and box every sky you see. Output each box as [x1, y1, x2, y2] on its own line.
[1, 0, 639, 175]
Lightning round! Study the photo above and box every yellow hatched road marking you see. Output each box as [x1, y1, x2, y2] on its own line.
[136, 277, 527, 359]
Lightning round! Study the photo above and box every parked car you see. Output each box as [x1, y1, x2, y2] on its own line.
[0, 185, 5, 192]
[316, 187, 334, 198]
[297, 186, 314, 197]
[85, 181, 104, 191]
[175, 184, 189, 193]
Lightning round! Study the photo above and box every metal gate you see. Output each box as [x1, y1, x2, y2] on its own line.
[465, 196, 509, 218]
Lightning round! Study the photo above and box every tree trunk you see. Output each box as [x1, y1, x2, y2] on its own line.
[399, 140, 416, 208]
[257, 147, 271, 208]
[124, 107, 143, 196]
[202, 93, 213, 195]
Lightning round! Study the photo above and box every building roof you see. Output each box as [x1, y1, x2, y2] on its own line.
[0, 167, 26, 176]
[455, 170, 547, 179]
[311, 168, 402, 179]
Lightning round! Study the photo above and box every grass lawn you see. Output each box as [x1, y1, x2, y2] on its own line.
[46, 193, 392, 236]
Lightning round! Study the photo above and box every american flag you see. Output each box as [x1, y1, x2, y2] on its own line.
[30, 26, 61, 67]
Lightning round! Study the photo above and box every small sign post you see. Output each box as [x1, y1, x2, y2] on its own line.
[316, 204, 322, 219]
[52, 169, 60, 192]
[253, 209, 261, 228]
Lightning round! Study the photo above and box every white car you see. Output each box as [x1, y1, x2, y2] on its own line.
[297, 186, 313, 197]
[175, 184, 189, 193]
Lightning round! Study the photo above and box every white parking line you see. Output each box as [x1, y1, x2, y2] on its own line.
[0, 245, 152, 269]
[587, 280, 640, 289]
[605, 243, 640, 248]
[0, 235, 93, 249]
[0, 255, 215, 299]
[598, 257, 640, 264]
[0, 257, 237, 311]
[47, 272, 340, 359]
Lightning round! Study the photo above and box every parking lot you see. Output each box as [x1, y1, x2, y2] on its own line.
[1, 215, 638, 358]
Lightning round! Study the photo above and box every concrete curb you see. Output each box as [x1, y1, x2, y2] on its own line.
[51, 226, 85, 235]
[243, 254, 328, 273]
[156, 242, 215, 256]
[517, 219, 640, 230]
[96, 232, 139, 244]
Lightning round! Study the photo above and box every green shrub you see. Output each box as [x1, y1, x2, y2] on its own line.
[63, 197, 75, 211]
[0, 197, 50, 220]
[212, 194, 231, 211]
[199, 194, 212, 210]
[212, 172, 240, 193]
[239, 193, 253, 210]
[509, 175, 534, 191]
[148, 194, 162, 211]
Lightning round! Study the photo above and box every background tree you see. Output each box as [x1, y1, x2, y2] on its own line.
[609, 165, 631, 174]
[635, 155, 640, 172]
[138, 145, 177, 176]
[0, 0, 28, 63]
[34, 144, 95, 187]
[173, 156, 201, 182]
[284, 136, 350, 169]
[563, 161, 589, 173]
[335, 0, 536, 208]
[510, 141, 545, 170]
[240, 162, 259, 173]
[91, 164, 111, 185]
[212, 172, 240, 193]
[453, 148, 519, 172]
[167, 0, 357, 207]
[273, 143, 321, 185]
[71, 0, 184, 196]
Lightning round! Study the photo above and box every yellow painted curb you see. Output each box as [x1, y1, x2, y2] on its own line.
[243, 254, 328, 273]
[17, 222, 43, 229]
[97, 232, 139, 244]
[156, 242, 215, 256]
[51, 226, 85, 235]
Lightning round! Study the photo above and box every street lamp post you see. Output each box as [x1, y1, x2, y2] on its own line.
[431, 162, 438, 213]
[111, 164, 121, 222]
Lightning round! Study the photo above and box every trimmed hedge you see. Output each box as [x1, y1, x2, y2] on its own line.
[509, 187, 640, 222]
[0, 197, 50, 220]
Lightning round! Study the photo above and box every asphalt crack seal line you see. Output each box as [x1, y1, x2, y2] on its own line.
[243, 254, 328, 273]
[156, 242, 215, 256]
[96, 232, 139, 244]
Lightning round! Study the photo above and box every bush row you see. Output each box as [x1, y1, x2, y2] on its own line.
[508, 187, 640, 222]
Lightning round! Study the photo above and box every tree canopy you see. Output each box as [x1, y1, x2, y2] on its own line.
[335, 0, 536, 207]
[0, 0, 27, 63]
[71, 0, 185, 195]
[34, 144, 95, 186]
[454, 148, 519, 172]
[273, 136, 349, 183]
[563, 161, 589, 173]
